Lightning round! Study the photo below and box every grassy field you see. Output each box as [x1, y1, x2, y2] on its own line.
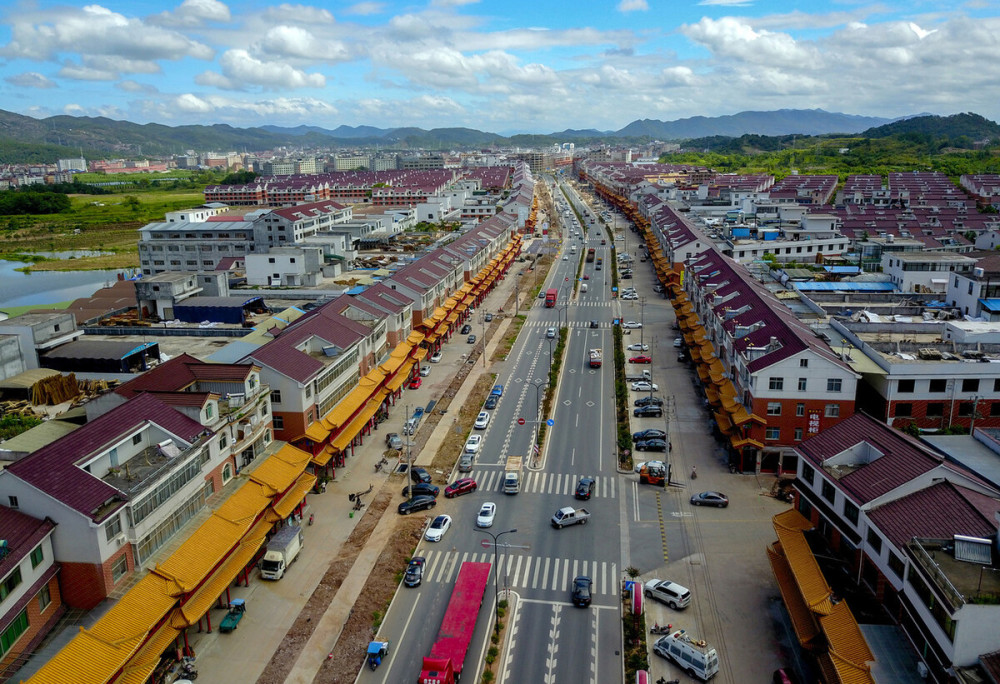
[0, 189, 208, 271]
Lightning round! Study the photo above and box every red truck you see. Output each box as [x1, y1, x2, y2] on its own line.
[419, 561, 492, 684]
[545, 288, 558, 308]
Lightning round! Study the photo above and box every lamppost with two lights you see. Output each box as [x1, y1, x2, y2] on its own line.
[475, 527, 518, 632]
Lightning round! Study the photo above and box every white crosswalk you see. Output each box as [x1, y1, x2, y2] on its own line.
[467, 470, 616, 499]
[415, 549, 619, 598]
[532, 301, 615, 309]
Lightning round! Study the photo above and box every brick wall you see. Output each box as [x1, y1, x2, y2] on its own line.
[0, 575, 65, 678]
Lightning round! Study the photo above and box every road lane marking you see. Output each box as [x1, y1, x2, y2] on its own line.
[542, 557, 551, 589]
[656, 492, 669, 562]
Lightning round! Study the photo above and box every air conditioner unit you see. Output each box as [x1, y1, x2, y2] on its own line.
[115, 534, 127, 548]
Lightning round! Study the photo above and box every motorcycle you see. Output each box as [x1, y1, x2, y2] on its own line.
[649, 623, 673, 635]
[179, 658, 198, 680]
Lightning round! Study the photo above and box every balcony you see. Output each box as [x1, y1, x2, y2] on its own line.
[907, 538, 1000, 611]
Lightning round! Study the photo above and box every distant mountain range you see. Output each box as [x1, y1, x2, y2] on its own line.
[0, 108, 994, 164]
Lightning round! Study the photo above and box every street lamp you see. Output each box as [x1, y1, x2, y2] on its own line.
[476, 527, 517, 631]
[529, 378, 548, 421]
[515, 272, 522, 316]
[546, 337, 555, 375]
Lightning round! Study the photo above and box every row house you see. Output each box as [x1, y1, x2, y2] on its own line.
[832, 316, 1000, 432]
[960, 174, 1000, 209]
[0, 382, 270, 610]
[766, 174, 839, 206]
[353, 283, 414, 347]
[947, 252, 1000, 318]
[881, 251, 977, 294]
[249, 199, 352, 247]
[0, 507, 60, 679]
[679, 250, 859, 474]
[784, 413, 1000, 683]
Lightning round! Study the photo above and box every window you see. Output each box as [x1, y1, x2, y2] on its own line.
[0, 567, 23, 602]
[821, 480, 836, 503]
[958, 402, 974, 417]
[888, 552, 904, 579]
[963, 378, 980, 392]
[104, 515, 122, 542]
[800, 359, 809, 368]
[844, 500, 859, 525]
[895, 403, 913, 418]
[897, 379, 915, 393]
[991, 403, 1000, 418]
[767, 402, 782, 416]
[794, 427, 803, 441]
[827, 378, 842, 392]
[825, 404, 840, 418]
[222, 463, 234, 484]
[798, 378, 807, 391]
[929, 379, 947, 393]
[7, 496, 17, 509]
[30, 546, 43, 568]
[927, 403, 944, 417]
[0, 609, 28, 659]
[270, 390, 282, 404]
[867, 528, 883, 554]
[796, 403, 805, 417]
[995, 378, 1000, 393]
[273, 415, 284, 430]
[765, 427, 780, 440]
[205, 404, 213, 419]
[219, 433, 227, 449]
[38, 583, 51, 612]
[132, 434, 141, 446]
[111, 554, 129, 583]
[802, 463, 815, 485]
[769, 377, 784, 391]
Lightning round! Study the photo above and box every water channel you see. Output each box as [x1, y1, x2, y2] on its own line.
[0, 253, 129, 310]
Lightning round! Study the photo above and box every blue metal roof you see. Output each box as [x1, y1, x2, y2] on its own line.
[345, 286, 367, 295]
[978, 298, 1000, 312]
[792, 281, 897, 292]
[822, 266, 862, 274]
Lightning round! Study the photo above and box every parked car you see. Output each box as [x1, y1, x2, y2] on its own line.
[474, 411, 491, 429]
[467, 334, 477, 344]
[430, 351, 443, 363]
[575, 477, 596, 500]
[408, 377, 422, 390]
[485, 313, 493, 322]
[627, 343, 650, 351]
[623, 321, 642, 329]
[398, 495, 436, 515]
[385, 432, 403, 450]
[633, 460, 664, 474]
[621, 273, 633, 280]
[636, 438, 668, 451]
[402, 482, 440, 498]
[476, 502, 497, 528]
[634, 406, 664, 418]
[419, 365, 431, 377]
[538, 291, 545, 299]
[673, 338, 683, 348]
[404, 557, 425, 587]
[633, 396, 665, 408]
[572, 576, 593, 607]
[629, 355, 652, 364]
[633, 428, 666, 441]
[461, 324, 472, 335]
[643, 579, 691, 609]
[491, 384, 504, 397]
[484, 395, 499, 410]
[444, 477, 477, 498]
[631, 381, 659, 392]
[622, 293, 638, 300]
[425, 514, 453, 541]
[410, 467, 432, 484]
[690, 491, 729, 508]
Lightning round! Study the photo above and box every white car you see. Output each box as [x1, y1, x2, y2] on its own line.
[476, 502, 497, 528]
[546, 327, 556, 339]
[673, 338, 683, 348]
[627, 343, 650, 352]
[622, 294, 638, 301]
[562, 255, 568, 261]
[420, 365, 431, 377]
[430, 351, 443, 363]
[474, 411, 490, 430]
[631, 381, 659, 392]
[425, 514, 452, 542]
[623, 321, 642, 329]
[465, 434, 483, 452]
[634, 460, 665, 474]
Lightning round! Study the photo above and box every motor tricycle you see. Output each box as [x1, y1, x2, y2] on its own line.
[366, 640, 390, 670]
[219, 598, 246, 633]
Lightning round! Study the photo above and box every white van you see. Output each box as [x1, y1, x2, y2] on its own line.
[580, 284, 588, 293]
[652, 630, 719, 681]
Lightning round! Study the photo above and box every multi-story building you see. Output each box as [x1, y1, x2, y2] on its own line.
[882, 251, 976, 294]
[333, 155, 371, 171]
[138, 218, 259, 275]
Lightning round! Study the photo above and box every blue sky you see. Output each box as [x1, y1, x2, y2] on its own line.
[1, 0, 998, 134]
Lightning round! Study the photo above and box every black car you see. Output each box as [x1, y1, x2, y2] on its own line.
[460, 324, 472, 335]
[398, 495, 437, 515]
[404, 557, 425, 587]
[467, 334, 477, 344]
[621, 272, 633, 279]
[634, 405, 663, 418]
[485, 313, 493, 322]
[571, 576, 593, 607]
[636, 439, 668, 452]
[633, 396, 665, 408]
[590, 320, 599, 329]
[409, 466, 432, 484]
[633, 428, 667, 441]
[402, 483, 439, 498]
[484, 395, 499, 409]
[575, 477, 596, 500]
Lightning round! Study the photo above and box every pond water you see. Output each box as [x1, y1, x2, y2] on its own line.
[0, 258, 127, 309]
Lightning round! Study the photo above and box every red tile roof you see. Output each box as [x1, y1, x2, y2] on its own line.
[0, 505, 55, 579]
[114, 353, 255, 399]
[867, 480, 1000, 547]
[6, 393, 205, 521]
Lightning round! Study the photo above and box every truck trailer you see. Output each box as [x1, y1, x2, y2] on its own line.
[259, 524, 304, 580]
[589, 349, 602, 368]
[418, 561, 492, 684]
[503, 454, 523, 494]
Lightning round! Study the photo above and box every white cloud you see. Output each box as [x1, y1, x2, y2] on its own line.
[579, 65, 640, 91]
[84, 56, 162, 75]
[431, 0, 480, 6]
[175, 93, 215, 113]
[659, 66, 696, 86]
[260, 4, 335, 25]
[345, 2, 384, 15]
[698, 0, 752, 6]
[165, 93, 337, 121]
[682, 16, 815, 67]
[151, 0, 231, 27]
[63, 104, 86, 115]
[257, 26, 350, 61]
[117, 80, 159, 93]
[617, 0, 649, 12]
[198, 49, 326, 90]
[5, 72, 56, 88]
[58, 62, 118, 81]
[1, 5, 214, 62]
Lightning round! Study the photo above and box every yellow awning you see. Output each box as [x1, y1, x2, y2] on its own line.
[412, 347, 428, 361]
[430, 307, 447, 322]
[731, 406, 752, 426]
[730, 435, 764, 449]
[407, 330, 426, 346]
[312, 444, 335, 467]
[714, 411, 733, 435]
[271, 472, 318, 520]
[300, 422, 329, 443]
[385, 369, 409, 392]
[116, 623, 182, 684]
[379, 353, 407, 375]
[330, 390, 388, 452]
[446, 312, 460, 323]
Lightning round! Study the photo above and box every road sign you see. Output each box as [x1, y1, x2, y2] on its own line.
[546, 418, 555, 427]
[517, 417, 525, 426]
[481, 539, 494, 549]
